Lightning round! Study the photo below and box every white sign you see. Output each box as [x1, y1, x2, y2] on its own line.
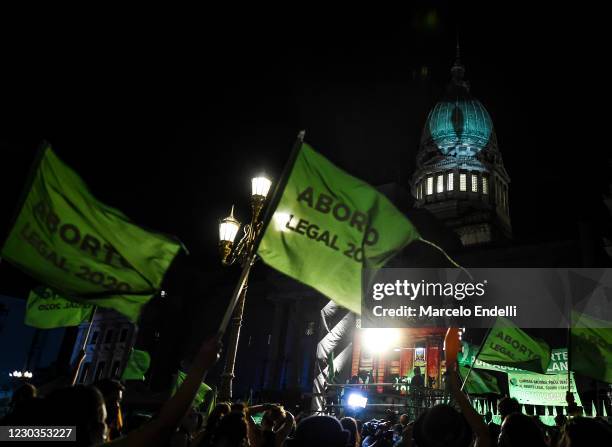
[508, 371, 582, 407]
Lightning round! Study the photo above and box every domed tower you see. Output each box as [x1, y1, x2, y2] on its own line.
[411, 45, 511, 246]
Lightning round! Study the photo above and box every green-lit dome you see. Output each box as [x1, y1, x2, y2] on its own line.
[426, 98, 493, 156]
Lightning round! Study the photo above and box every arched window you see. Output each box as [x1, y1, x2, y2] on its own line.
[111, 360, 121, 378]
[79, 362, 91, 384]
[94, 361, 106, 381]
[447, 172, 454, 191]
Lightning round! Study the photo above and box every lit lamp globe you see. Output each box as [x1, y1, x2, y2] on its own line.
[219, 206, 240, 264]
[251, 176, 272, 220]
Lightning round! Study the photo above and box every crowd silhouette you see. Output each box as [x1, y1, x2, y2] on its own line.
[2, 336, 611, 447]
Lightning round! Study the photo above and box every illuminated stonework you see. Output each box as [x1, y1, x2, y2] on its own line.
[427, 98, 493, 156]
[411, 45, 511, 246]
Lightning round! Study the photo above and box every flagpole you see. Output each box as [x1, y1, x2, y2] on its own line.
[72, 305, 97, 384]
[215, 131, 306, 402]
[567, 324, 571, 392]
[217, 257, 255, 337]
[251, 130, 305, 256]
[216, 129, 306, 336]
[460, 325, 493, 391]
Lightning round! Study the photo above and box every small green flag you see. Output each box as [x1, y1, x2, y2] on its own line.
[121, 349, 151, 381]
[459, 342, 567, 375]
[570, 312, 612, 383]
[257, 143, 420, 314]
[327, 350, 335, 384]
[1, 145, 182, 322]
[25, 286, 93, 328]
[172, 370, 212, 409]
[478, 318, 551, 374]
[459, 365, 501, 395]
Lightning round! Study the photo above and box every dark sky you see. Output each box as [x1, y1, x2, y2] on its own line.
[0, 6, 606, 311]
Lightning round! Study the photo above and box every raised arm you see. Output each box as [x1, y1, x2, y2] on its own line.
[110, 336, 221, 447]
[448, 364, 491, 447]
[37, 349, 86, 396]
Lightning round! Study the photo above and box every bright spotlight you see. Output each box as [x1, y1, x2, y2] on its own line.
[362, 328, 400, 353]
[347, 392, 368, 409]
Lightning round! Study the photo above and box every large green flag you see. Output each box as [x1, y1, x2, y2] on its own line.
[459, 342, 568, 375]
[172, 370, 213, 410]
[121, 349, 151, 381]
[257, 143, 420, 314]
[1, 145, 182, 322]
[477, 318, 551, 374]
[458, 364, 501, 395]
[570, 312, 612, 383]
[25, 286, 93, 329]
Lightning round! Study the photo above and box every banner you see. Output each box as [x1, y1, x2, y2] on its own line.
[477, 318, 551, 373]
[121, 349, 151, 381]
[258, 143, 419, 314]
[1, 145, 182, 322]
[459, 342, 567, 375]
[570, 312, 612, 383]
[25, 286, 93, 329]
[508, 371, 582, 407]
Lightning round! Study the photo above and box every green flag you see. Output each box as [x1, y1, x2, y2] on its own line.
[257, 143, 420, 314]
[477, 318, 551, 374]
[172, 370, 212, 409]
[570, 312, 612, 383]
[121, 349, 151, 381]
[459, 365, 501, 395]
[1, 145, 182, 322]
[459, 342, 568, 375]
[25, 286, 93, 328]
[327, 350, 335, 384]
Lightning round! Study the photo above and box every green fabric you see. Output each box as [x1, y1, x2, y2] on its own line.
[25, 286, 93, 328]
[477, 318, 551, 374]
[570, 312, 612, 383]
[1, 145, 182, 322]
[327, 350, 335, 384]
[459, 342, 567, 375]
[172, 370, 213, 409]
[121, 349, 151, 381]
[459, 365, 501, 395]
[257, 143, 419, 314]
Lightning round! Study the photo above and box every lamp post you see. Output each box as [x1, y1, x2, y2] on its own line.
[217, 175, 272, 402]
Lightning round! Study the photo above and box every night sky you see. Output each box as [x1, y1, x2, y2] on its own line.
[0, 6, 607, 347]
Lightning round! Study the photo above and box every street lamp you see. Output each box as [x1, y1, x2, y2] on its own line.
[217, 174, 272, 402]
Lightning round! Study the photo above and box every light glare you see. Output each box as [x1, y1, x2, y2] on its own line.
[252, 176, 272, 198]
[219, 206, 240, 243]
[362, 328, 400, 353]
[347, 392, 368, 408]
